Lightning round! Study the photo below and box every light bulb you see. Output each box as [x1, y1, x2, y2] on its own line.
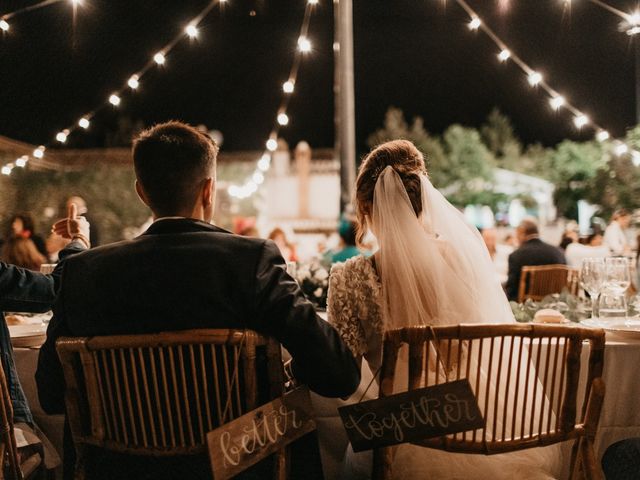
[308, 0, 319, 4]
[549, 96, 565, 110]
[528, 71, 542, 86]
[128, 75, 139, 89]
[632, 151, 640, 166]
[252, 171, 265, 184]
[33, 147, 45, 158]
[15, 156, 27, 168]
[109, 94, 121, 106]
[153, 52, 165, 65]
[56, 130, 69, 143]
[297, 36, 312, 52]
[185, 24, 198, 38]
[468, 17, 481, 30]
[78, 117, 90, 129]
[498, 49, 510, 62]
[228, 185, 240, 198]
[70, 0, 82, 5]
[0, 20, 9, 32]
[283, 80, 295, 93]
[615, 143, 628, 156]
[257, 154, 271, 171]
[629, 10, 640, 25]
[1, 166, 12, 175]
[573, 114, 589, 129]
[266, 138, 278, 151]
[596, 130, 610, 142]
[277, 112, 289, 126]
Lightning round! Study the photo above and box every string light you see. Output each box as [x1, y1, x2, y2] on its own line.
[573, 114, 589, 129]
[498, 49, 511, 62]
[283, 80, 295, 93]
[252, 171, 265, 184]
[15, 156, 28, 168]
[549, 95, 565, 110]
[277, 112, 289, 126]
[596, 130, 610, 142]
[0, 20, 9, 32]
[78, 117, 90, 129]
[153, 52, 166, 65]
[33, 146, 45, 158]
[257, 154, 271, 171]
[266, 138, 278, 151]
[55, 129, 69, 143]
[297, 36, 312, 52]
[185, 24, 199, 38]
[527, 71, 542, 86]
[127, 74, 140, 89]
[308, 0, 319, 4]
[468, 17, 481, 30]
[614, 142, 628, 156]
[108, 93, 121, 106]
[1, 166, 12, 176]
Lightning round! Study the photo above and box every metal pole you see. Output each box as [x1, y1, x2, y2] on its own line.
[334, 0, 357, 214]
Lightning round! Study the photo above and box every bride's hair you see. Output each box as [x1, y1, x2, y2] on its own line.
[355, 140, 427, 245]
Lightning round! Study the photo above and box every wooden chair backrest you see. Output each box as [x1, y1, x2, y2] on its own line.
[56, 329, 285, 457]
[518, 264, 580, 302]
[0, 362, 20, 480]
[377, 324, 604, 455]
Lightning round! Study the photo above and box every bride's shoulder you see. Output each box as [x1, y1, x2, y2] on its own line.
[330, 255, 376, 282]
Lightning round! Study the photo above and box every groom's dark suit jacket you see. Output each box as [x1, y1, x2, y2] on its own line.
[36, 218, 359, 479]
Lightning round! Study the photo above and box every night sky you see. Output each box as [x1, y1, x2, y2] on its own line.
[0, 0, 637, 154]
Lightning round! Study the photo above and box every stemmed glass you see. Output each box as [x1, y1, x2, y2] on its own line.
[580, 258, 605, 320]
[603, 257, 632, 324]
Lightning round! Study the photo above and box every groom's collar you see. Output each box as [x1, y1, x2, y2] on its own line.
[142, 217, 230, 236]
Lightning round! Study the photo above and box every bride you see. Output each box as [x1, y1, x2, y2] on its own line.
[321, 139, 565, 479]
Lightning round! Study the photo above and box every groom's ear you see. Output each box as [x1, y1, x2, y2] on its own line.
[202, 178, 215, 208]
[135, 180, 151, 208]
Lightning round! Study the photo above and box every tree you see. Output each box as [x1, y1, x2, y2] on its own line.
[480, 108, 521, 163]
[548, 140, 606, 219]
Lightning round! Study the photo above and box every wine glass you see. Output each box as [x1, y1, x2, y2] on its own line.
[601, 257, 631, 323]
[580, 258, 605, 320]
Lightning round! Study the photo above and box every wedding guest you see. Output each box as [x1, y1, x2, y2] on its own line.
[0, 205, 88, 470]
[268, 227, 298, 262]
[604, 208, 632, 256]
[1, 237, 46, 271]
[37, 121, 359, 480]
[565, 231, 610, 268]
[65, 196, 100, 247]
[330, 221, 361, 263]
[7, 213, 47, 258]
[602, 438, 640, 479]
[559, 229, 578, 251]
[481, 227, 513, 285]
[505, 218, 566, 301]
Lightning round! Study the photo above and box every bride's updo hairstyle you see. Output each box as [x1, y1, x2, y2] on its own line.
[355, 139, 427, 246]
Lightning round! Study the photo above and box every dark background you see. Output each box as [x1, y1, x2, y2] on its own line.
[0, 0, 636, 153]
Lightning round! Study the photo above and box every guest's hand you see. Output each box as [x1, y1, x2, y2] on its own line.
[51, 203, 91, 248]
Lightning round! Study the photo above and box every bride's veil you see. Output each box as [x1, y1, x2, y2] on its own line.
[372, 166, 513, 330]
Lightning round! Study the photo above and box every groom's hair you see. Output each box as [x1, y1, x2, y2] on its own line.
[355, 140, 426, 246]
[133, 121, 218, 216]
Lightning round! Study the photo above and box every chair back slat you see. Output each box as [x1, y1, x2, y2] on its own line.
[374, 324, 604, 455]
[56, 329, 284, 457]
[518, 264, 580, 302]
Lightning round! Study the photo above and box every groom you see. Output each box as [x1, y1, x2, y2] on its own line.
[36, 121, 360, 478]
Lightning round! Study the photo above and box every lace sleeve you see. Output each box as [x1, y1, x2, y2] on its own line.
[327, 261, 368, 358]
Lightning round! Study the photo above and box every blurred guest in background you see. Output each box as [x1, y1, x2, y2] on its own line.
[7, 213, 47, 258]
[505, 218, 566, 301]
[565, 230, 609, 268]
[559, 229, 579, 251]
[65, 196, 100, 247]
[240, 225, 260, 237]
[604, 208, 632, 256]
[268, 227, 298, 262]
[330, 220, 361, 264]
[481, 227, 513, 285]
[1, 236, 46, 271]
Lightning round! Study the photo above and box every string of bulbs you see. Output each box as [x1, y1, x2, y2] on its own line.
[1, 0, 321, 188]
[0, 0, 82, 32]
[454, 0, 640, 163]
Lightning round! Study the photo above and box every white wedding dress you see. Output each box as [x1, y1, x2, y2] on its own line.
[314, 167, 567, 479]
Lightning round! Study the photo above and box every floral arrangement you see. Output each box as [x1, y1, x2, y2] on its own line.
[510, 290, 590, 323]
[295, 259, 330, 309]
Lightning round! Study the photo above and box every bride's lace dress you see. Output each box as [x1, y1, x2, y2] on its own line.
[324, 255, 567, 480]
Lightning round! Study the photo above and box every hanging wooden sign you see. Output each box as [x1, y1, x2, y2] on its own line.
[338, 379, 484, 452]
[207, 386, 316, 480]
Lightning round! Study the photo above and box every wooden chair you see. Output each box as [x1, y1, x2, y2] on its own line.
[518, 264, 580, 302]
[372, 323, 606, 480]
[56, 329, 287, 479]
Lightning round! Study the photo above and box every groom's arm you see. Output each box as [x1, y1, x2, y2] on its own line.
[253, 240, 360, 398]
